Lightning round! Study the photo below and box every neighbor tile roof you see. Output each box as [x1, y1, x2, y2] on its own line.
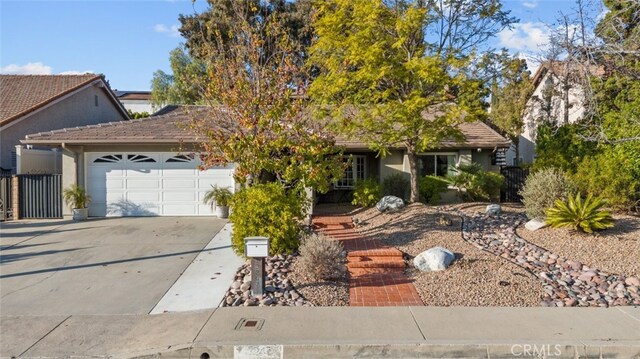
[23, 105, 510, 148]
[0, 74, 103, 126]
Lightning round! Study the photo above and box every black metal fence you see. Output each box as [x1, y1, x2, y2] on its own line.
[500, 166, 530, 203]
[0, 175, 12, 221]
[18, 174, 63, 219]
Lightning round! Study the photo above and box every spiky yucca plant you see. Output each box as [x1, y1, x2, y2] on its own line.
[545, 193, 615, 233]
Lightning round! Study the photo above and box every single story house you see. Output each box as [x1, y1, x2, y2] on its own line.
[0, 74, 129, 173]
[21, 105, 510, 217]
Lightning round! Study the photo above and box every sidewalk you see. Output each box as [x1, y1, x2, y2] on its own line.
[2, 307, 639, 358]
[312, 215, 423, 306]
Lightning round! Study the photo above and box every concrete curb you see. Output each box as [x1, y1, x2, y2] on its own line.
[2, 307, 639, 358]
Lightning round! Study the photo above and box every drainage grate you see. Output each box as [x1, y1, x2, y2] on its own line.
[235, 318, 265, 331]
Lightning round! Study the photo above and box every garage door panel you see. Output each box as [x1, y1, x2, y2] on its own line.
[87, 152, 233, 217]
[126, 179, 160, 189]
[198, 204, 215, 215]
[163, 192, 197, 201]
[127, 192, 160, 202]
[162, 179, 196, 189]
[126, 168, 160, 176]
[198, 178, 233, 188]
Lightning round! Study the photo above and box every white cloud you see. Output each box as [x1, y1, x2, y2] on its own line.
[498, 22, 549, 53]
[0, 62, 52, 75]
[522, 1, 538, 9]
[154, 23, 180, 38]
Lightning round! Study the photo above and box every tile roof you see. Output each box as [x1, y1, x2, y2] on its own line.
[0, 74, 105, 126]
[22, 105, 510, 148]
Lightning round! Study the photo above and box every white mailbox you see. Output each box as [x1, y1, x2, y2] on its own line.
[245, 237, 270, 257]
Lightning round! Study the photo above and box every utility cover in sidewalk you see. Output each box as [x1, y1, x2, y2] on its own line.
[235, 318, 265, 331]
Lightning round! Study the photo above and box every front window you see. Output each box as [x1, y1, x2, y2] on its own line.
[419, 154, 457, 177]
[335, 155, 366, 188]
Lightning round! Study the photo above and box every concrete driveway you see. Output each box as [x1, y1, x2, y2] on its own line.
[0, 217, 226, 315]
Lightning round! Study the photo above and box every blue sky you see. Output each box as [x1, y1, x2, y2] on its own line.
[0, 0, 602, 90]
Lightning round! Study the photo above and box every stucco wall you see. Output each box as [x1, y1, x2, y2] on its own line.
[0, 84, 127, 170]
[379, 150, 406, 181]
[511, 71, 585, 165]
[16, 146, 62, 174]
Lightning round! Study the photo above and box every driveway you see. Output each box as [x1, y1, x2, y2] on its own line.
[0, 217, 226, 315]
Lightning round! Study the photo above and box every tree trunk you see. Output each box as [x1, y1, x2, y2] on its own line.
[407, 145, 420, 203]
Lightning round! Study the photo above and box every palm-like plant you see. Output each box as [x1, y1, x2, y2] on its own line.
[203, 186, 233, 208]
[545, 193, 615, 233]
[63, 184, 91, 209]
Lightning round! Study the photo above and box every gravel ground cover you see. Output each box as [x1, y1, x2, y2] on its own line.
[446, 203, 640, 307]
[517, 215, 640, 278]
[287, 258, 350, 306]
[222, 254, 349, 307]
[221, 255, 314, 307]
[354, 203, 544, 306]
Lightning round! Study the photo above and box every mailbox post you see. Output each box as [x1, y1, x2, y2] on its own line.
[244, 236, 269, 296]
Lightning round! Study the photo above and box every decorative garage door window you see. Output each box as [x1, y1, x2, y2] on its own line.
[93, 154, 123, 163]
[127, 154, 156, 163]
[166, 154, 195, 163]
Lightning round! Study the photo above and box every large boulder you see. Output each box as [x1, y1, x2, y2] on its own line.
[413, 247, 455, 272]
[525, 219, 548, 231]
[486, 204, 501, 216]
[376, 195, 405, 212]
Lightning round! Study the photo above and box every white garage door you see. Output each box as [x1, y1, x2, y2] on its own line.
[86, 152, 234, 217]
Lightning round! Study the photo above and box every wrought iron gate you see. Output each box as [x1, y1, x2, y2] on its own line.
[0, 175, 12, 221]
[500, 166, 529, 203]
[18, 174, 63, 219]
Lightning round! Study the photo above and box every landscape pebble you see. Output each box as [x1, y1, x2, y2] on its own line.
[446, 207, 640, 307]
[221, 255, 314, 307]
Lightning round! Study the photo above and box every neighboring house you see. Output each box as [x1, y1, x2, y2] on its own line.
[21, 105, 509, 217]
[0, 74, 129, 173]
[506, 62, 589, 165]
[114, 90, 155, 114]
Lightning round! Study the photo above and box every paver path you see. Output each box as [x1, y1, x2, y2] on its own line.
[312, 215, 423, 306]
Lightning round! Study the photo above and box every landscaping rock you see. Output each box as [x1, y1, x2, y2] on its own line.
[485, 204, 501, 216]
[413, 247, 455, 272]
[376, 196, 405, 212]
[445, 205, 639, 307]
[524, 219, 548, 231]
[221, 254, 313, 307]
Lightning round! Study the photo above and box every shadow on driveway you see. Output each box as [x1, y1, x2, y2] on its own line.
[0, 245, 232, 279]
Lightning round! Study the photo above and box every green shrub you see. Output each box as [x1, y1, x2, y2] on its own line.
[351, 178, 382, 207]
[229, 183, 304, 256]
[419, 175, 449, 204]
[545, 193, 615, 233]
[298, 233, 346, 280]
[520, 167, 574, 219]
[572, 146, 640, 211]
[447, 164, 504, 202]
[382, 173, 410, 201]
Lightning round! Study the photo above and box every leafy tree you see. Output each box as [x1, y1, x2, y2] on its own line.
[533, 0, 640, 210]
[309, 0, 514, 202]
[150, 46, 205, 108]
[126, 110, 150, 119]
[489, 57, 534, 157]
[178, 0, 313, 67]
[188, 1, 345, 193]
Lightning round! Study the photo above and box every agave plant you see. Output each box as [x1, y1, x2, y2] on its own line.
[545, 193, 615, 233]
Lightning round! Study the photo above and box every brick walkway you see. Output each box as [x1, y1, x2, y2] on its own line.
[312, 215, 423, 307]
